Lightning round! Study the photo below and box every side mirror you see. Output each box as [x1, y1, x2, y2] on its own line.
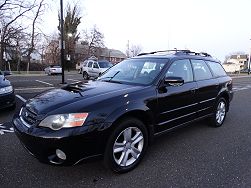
[164, 76, 184, 86]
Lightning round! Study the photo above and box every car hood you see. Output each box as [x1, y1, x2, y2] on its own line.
[0, 75, 11, 88]
[25, 80, 143, 115]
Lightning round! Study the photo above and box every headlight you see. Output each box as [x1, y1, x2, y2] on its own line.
[39, 113, 88, 130]
[0, 86, 13, 94]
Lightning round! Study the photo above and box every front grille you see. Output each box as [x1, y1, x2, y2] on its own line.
[20, 107, 38, 126]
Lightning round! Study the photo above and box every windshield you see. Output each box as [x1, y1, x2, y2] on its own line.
[98, 58, 167, 85]
[98, 61, 113, 68]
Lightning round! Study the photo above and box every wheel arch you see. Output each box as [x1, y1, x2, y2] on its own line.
[109, 110, 155, 144]
[218, 91, 230, 111]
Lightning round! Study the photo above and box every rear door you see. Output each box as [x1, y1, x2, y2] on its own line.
[87, 61, 94, 76]
[156, 59, 198, 133]
[191, 59, 219, 117]
[92, 62, 100, 77]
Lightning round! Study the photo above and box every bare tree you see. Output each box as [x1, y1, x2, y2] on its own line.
[125, 42, 142, 57]
[26, 0, 46, 72]
[44, 33, 60, 65]
[130, 44, 142, 57]
[0, 0, 37, 69]
[83, 25, 105, 58]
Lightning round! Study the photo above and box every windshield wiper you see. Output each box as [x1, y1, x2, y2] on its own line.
[98, 71, 121, 82]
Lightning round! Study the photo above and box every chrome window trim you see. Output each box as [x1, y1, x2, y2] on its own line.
[199, 98, 216, 104]
[158, 111, 197, 126]
[160, 103, 197, 115]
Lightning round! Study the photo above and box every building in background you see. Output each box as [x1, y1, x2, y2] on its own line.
[222, 54, 249, 73]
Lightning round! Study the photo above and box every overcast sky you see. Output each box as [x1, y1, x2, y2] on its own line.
[44, 0, 251, 61]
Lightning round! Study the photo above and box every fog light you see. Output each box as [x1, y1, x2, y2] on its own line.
[56, 149, 66, 160]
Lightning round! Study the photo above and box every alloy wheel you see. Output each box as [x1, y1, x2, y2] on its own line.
[216, 101, 226, 124]
[113, 127, 144, 167]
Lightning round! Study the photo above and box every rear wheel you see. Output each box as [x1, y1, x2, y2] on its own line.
[83, 72, 89, 80]
[104, 118, 148, 173]
[209, 97, 227, 127]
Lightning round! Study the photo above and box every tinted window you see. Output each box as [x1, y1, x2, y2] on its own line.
[98, 58, 167, 85]
[166, 59, 193, 83]
[93, 62, 99, 69]
[191, 59, 213, 81]
[98, 61, 113, 68]
[206, 61, 227, 77]
[88, 62, 93, 68]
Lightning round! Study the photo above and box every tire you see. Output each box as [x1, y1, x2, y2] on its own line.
[209, 97, 227, 127]
[83, 72, 89, 80]
[104, 118, 148, 173]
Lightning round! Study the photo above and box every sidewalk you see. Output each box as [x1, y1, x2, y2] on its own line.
[229, 73, 251, 78]
[9, 70, 78, 76]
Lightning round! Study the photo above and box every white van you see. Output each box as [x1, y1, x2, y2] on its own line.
[222, 62, 240, 73]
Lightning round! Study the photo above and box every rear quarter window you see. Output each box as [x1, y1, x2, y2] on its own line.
[191, 59, 213, 81]
[206, 61, 227, 77]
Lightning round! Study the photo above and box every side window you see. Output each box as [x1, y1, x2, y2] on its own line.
[88, 62, 93, 68]
[93, 62, 99, 69]
[206, 61, 227, 77]
[191, 59, 213, 81]
[165, 59, 193, 83]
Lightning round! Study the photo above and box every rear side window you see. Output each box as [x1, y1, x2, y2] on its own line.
[206, 61, 227, 77]
[191, 59, 213, 81]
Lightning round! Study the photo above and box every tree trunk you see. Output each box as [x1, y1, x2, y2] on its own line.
[0, 43, 4, 70]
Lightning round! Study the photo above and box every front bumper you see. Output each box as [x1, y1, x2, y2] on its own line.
[0, 91, 15, 109]
[13, 117, 107, 165]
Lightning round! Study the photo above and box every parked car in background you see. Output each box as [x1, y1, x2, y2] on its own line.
[222, 62, 240, 73]
[44, 65, 62, 75]
[81, 60, 113, 79]
[13, 50, 233, 173]
[0, 70, 15, 110]
[76, 62, 81, 73]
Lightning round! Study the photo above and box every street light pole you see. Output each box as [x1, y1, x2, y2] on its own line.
[67, 33, 72, 72]
[60, 0, 66, 84]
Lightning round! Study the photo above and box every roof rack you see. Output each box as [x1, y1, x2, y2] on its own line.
[137, 49, 212, 57]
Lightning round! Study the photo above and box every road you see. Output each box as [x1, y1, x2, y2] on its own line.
[0, 74, 251, 187]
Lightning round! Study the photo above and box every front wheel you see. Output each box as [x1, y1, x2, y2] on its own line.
[104, 118, 148, 173]
[209, 97, 227, 127]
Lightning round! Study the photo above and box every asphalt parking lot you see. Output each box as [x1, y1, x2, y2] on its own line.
[1, 73, 251, 187]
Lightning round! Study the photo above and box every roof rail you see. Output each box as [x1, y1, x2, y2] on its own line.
[137, 49, 212, 57]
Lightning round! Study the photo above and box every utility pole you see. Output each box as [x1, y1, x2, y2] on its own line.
[248, 39, 251, 75]
[60, 0, 66, 84]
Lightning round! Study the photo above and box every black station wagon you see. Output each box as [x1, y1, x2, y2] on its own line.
[13, 50, 233, 173]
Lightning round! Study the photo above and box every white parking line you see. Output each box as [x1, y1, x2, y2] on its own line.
[15, 87, 55, 91]
[35, 80, 54, 86]
[67, 79, 81, 82]
[16, 94, 27, 102]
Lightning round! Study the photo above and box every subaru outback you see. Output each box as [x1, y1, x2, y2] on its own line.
[13, 50, 233, 173]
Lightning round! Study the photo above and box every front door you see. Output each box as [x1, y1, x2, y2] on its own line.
[156, 59, 197, 133]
